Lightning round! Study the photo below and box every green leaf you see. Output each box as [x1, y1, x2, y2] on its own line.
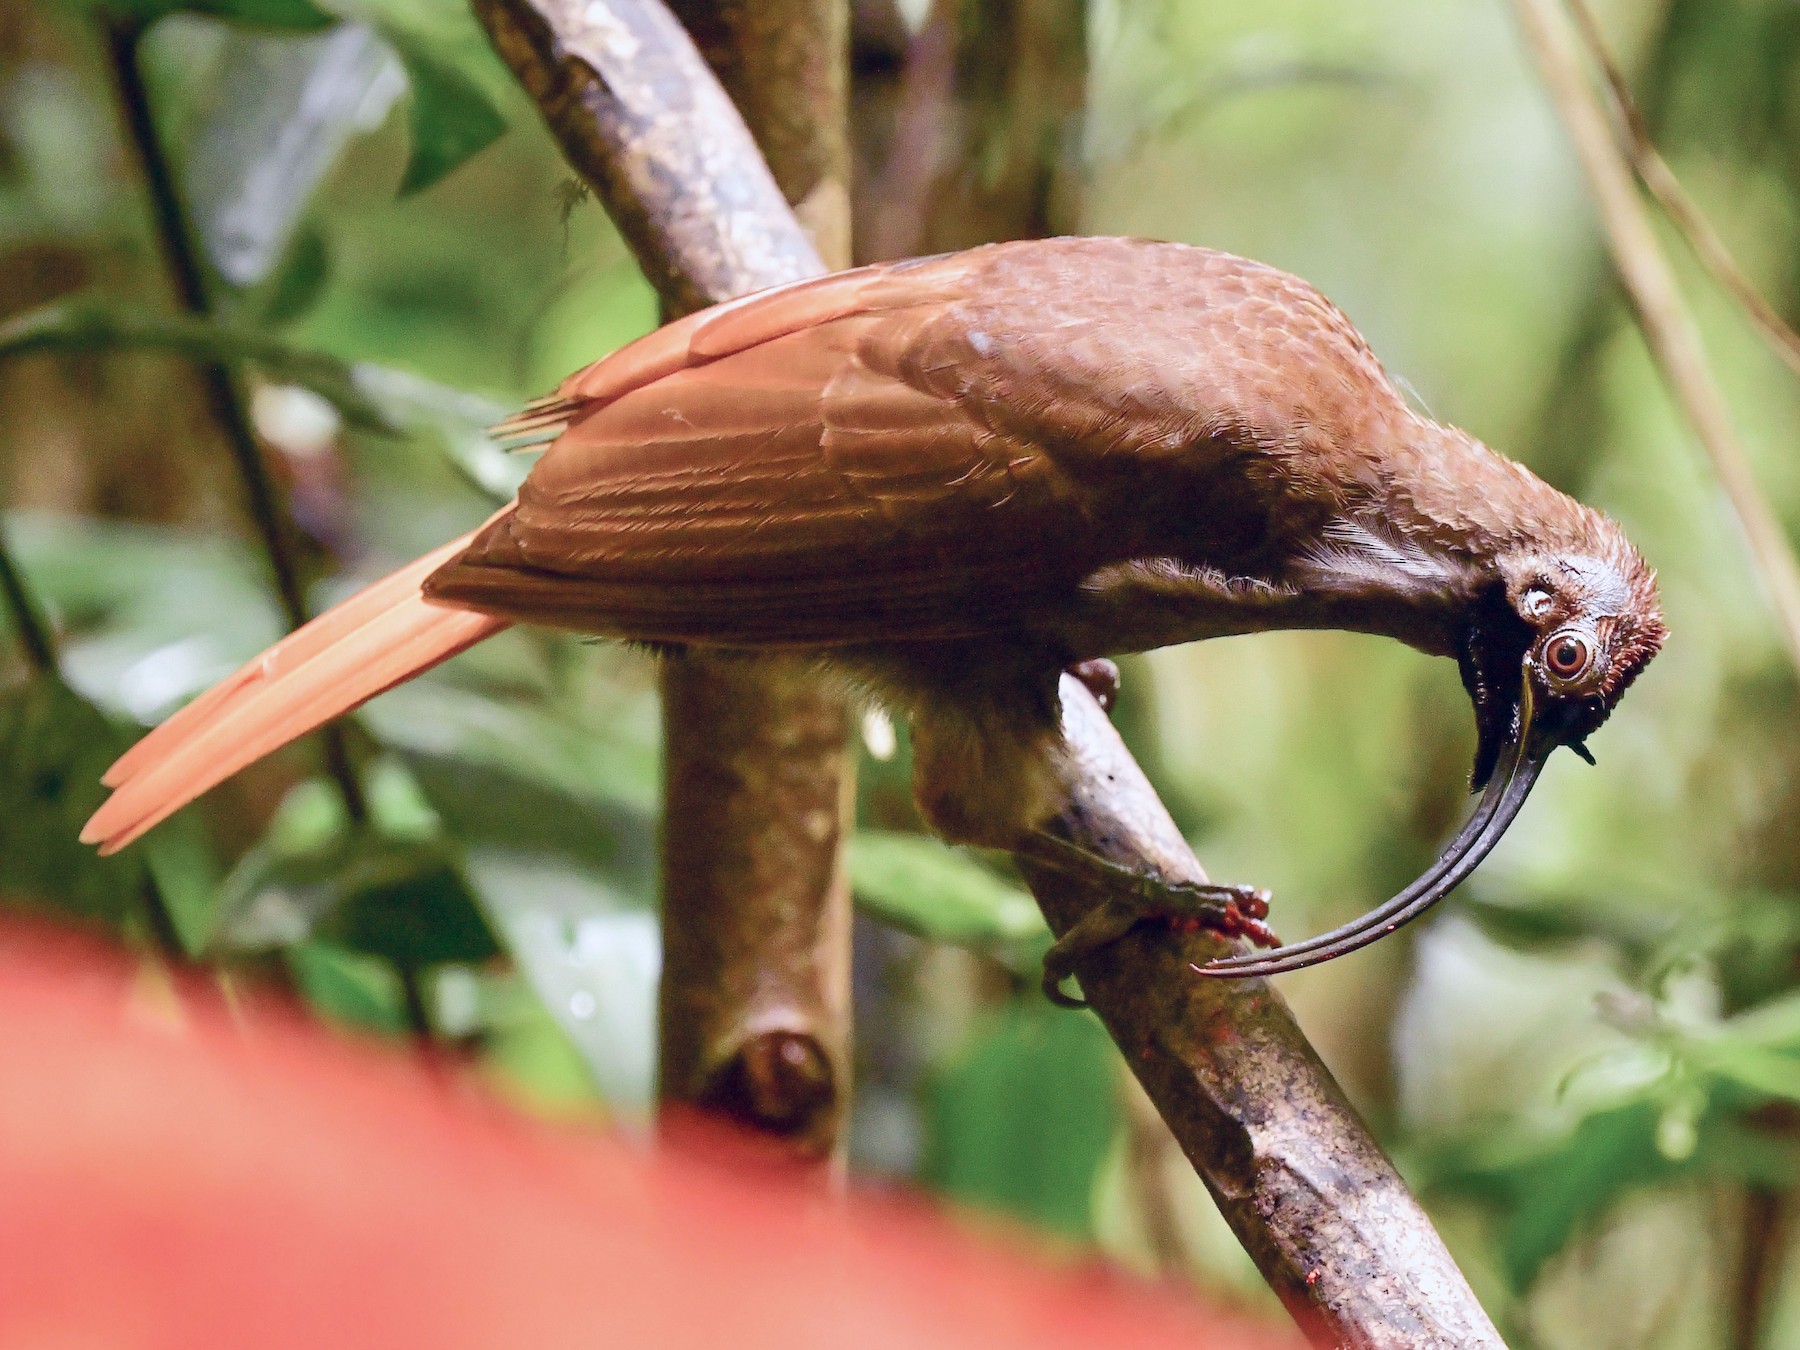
[463, 853, 659, 1117]
[922, 1001, 1119, 1240]
[184, 24, 398, 289]
[0, 676, 146, 928]
[1429, 1102, 1690, 1290]
[5, 512, 282, 739]
[215, 830, 500, 970]
[1700, 1044, 1800, 1104]
[347, 364, 522, 500]
[139, 804, 225, 956]
[1, 301, 521, 505]
[404, 751, 653, 891]
[286, 940, 408, 1034]
[1716, 989, 1800, 1053]
[849, 829, 1049, 951]
[258, 223, 333, 326]
[365, 676, 661, 817]
[205, 0, 335, 26]
[321, 845, 498, 969]
[389, 37, 505, 195]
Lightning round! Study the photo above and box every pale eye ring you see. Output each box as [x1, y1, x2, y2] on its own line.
[1543, 629, 1594, 683]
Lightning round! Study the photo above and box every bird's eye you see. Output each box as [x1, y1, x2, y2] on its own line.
[1543, 630, 1593, 682]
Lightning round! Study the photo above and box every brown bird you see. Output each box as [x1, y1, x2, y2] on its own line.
[81, 237, 1664, 985]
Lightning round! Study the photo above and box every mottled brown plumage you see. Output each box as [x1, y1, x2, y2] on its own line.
[84, 237, 1664, 977]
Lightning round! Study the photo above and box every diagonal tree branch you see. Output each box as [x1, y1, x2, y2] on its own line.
[1022, 680, 1502, 1348]
[474, 0, 1501, 1339]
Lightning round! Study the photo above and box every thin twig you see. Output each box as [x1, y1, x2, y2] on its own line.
[136, 873, 186, 960]
[0, 525, 57, 679]
[100, 17, 367, 823]
[400, 967, 434, 1043]
[0, 521, 185, 960]
[1564, 0, 1800, 383]
[1510, 0, 1800, 671]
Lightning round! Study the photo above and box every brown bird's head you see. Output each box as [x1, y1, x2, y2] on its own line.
[1203, 516, 1664, 979]
[1466, 532, 1666, 787]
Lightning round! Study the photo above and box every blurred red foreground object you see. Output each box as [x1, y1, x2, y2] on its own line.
[0, 923, 1296, 1350]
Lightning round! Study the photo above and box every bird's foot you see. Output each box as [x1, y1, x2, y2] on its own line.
[1020, 833, 1279, 1008]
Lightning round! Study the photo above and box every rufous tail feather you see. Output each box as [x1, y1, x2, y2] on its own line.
[82, 521, 512, 856]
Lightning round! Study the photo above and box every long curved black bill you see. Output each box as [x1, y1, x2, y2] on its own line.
[1195, 672, 1549, 979]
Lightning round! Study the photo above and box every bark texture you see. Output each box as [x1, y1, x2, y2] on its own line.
[1020, 680, 1504, 1349]
[475, 0, 854, 1159]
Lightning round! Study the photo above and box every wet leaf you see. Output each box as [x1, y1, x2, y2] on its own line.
[184, 22, 402, 288]
[389, 37, 505, 196]
[464, 969, 608, 1117]
[463, 851, 659, 1117]
[0, 676, 142, 927]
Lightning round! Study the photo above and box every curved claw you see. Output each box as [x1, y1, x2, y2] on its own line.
[1196, 667, 1552, 979]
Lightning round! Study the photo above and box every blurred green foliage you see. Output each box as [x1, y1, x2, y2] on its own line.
[924, 1001, 1118, 1240]
[7, 0, 1800, 1343]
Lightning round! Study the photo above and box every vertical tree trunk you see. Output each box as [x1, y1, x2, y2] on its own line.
[655, 0, 856, 1164]
[473, 0, 853, 1162]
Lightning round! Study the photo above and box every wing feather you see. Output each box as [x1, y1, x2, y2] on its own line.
[434, 237, 1366, 647]
[428, 268, 1096, 644]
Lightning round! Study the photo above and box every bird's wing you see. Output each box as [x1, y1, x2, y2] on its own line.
[431, 237, 1413, 647]
[429, 251, 1103, 646]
